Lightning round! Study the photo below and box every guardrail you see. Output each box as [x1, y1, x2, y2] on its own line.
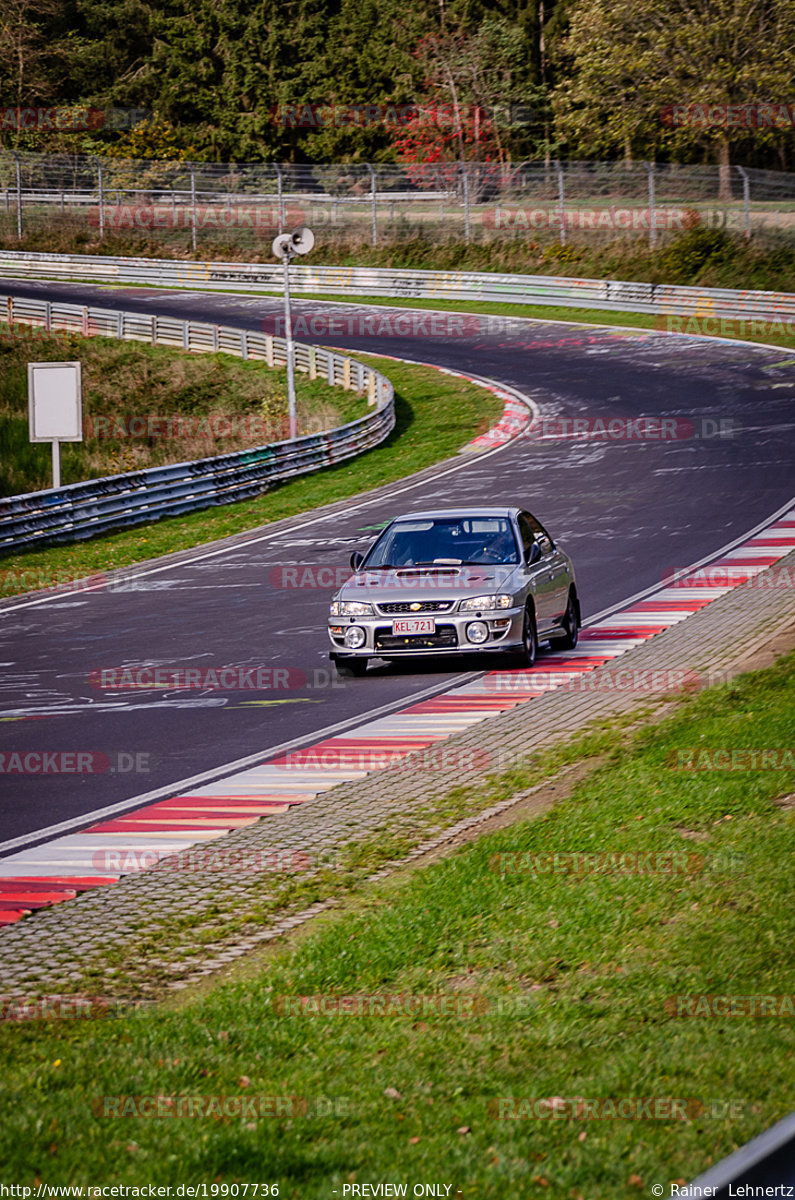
[1, 250, 793, 322]
[0, 293, 395, 556]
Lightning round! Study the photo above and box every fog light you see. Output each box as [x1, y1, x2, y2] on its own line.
[466, 621, 489, 644]
[492, 617, 511, 628]
[344, 626, 366, 650]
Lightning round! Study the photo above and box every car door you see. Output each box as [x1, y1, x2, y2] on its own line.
[516, 512, 557, 628]
[523, 511, 570, 621]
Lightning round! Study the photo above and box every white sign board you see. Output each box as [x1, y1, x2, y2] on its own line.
[28, 362, 83, 442]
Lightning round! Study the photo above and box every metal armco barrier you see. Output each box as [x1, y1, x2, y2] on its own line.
[0, 250, 793, 322]
[0, 294, 395, 555]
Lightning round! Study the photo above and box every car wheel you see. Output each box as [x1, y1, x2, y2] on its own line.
[335, 657, 369, 678]
[552, 591, 579, 651]
[518, 604, 538, 668]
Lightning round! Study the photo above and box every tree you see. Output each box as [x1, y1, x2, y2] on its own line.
[391, 16, 547, 177]
[0, 0, 59, 140]
[553, 0, 795, 185]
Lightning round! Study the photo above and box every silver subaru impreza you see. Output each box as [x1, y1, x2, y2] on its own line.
[328, 506, 580, 677]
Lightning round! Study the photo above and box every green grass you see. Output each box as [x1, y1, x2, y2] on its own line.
[1, 651, 792, 1195]
[0, 355, 503, 596]
[2, 222, 794, 291]
[0, 324, 368, 497]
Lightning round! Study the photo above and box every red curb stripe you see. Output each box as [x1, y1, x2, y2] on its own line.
[1, 503, 790, 926]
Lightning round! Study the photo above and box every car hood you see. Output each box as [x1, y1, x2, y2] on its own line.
[335, 564, 521, 602]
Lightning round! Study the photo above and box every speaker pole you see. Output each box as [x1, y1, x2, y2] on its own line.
[282, 249, 297, 440]
[272, 227, 314, 442]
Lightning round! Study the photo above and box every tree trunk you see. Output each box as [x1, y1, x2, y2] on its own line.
[717, 134, 732, 202]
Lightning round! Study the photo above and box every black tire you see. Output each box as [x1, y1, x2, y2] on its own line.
[517, 604, 538, 667]
[334, 657, 369, 678]
[552, 591, 579, 651]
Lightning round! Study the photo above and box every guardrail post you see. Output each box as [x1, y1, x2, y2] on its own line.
[241, 330, 248, 360]
[6, 296, 12, 326]
[83, 307, 90, 336]
[12, 152, 22, 240]
[367, 164, 377, 246]
[555, 160, 566, 247]
[645, 162, 657, 249]
[117, 311, 124, 339]
[265, 334, 274, 367]
[44, 301, 51, 332]
[737, 166, 751, 240]
[151, 315, 157, 345]
[367, 372, 376, 406]
[189, 165, 198, 253]
[462, 164, 471, 243]
[96, 157, 105, 241]
[183, 321, 190, 350]
[308, 346, 316, 379]
[274, 164, 285, 232]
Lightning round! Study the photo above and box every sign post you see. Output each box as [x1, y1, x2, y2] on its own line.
[28, 361, 83, 489]
[271, 227, 315, 440]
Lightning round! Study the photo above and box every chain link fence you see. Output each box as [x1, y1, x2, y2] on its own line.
[1, 153, 793, 252]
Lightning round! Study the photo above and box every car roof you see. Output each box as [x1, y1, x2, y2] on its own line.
[387, 507, 522, 521]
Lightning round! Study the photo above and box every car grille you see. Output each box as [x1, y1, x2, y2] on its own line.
[377, 600, 455, 614]
[375, 625, 458, 652]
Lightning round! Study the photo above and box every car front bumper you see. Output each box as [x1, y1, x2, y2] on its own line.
[328, 606, 525, 658]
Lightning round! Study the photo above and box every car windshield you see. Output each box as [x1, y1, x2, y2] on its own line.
[363, 517, 520, 568]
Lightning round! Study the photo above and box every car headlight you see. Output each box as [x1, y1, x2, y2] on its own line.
[458, 594, 513, 612]
[329, 600, 374, 616]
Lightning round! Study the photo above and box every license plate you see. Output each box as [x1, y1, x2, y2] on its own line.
[392, 617, 435, 635]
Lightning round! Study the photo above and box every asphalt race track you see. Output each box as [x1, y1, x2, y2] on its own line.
[1, 278, 793, 849]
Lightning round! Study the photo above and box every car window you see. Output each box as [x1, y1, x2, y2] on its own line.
[364, 517, 519, 567]
[520, 511, 555, 554]
[517, 514, 538, 561]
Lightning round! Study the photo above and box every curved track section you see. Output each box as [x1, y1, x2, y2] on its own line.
[1, 279, 793, 872]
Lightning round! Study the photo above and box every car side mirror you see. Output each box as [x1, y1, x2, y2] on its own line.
[526, 542, 542, 566]
[350, 551, 365, 571]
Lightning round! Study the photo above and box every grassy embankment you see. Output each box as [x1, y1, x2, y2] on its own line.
[0, 338, 504, 597]
[0, 648, 792, 1196]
